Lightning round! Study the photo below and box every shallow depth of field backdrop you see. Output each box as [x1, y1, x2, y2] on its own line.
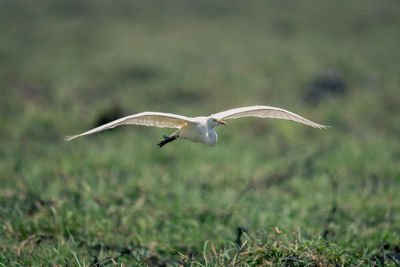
[1, 1, 399, 266]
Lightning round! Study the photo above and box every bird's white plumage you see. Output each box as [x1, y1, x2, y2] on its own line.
[65, 112, 193, 141]
[212, 106, 326, 129]
[66, 105, 327, 145]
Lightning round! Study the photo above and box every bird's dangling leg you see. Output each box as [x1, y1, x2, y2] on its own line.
[157, 135, 177, 148]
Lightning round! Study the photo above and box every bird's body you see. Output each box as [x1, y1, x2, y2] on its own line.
[65, 105, 327, 147]
[178, 117, 219, 146]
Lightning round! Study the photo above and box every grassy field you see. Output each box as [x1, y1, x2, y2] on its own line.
[1, 0, 399, 265]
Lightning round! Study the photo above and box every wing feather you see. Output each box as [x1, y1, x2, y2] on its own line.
[65, 112, 193, 141]
[211, 106, 327, 129]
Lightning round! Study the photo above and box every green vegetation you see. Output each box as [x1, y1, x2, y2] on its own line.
[1, 1, 399, 265]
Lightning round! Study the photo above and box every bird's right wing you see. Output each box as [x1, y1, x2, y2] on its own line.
[211, 106, 327, 129]
[65, 112, 193, 141]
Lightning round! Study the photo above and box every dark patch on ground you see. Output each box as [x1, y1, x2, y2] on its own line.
[93, 106, 127, 128]
[374, 244, 400, 266]
[304, 69, 347, 104]
[236, 227, 250, 246]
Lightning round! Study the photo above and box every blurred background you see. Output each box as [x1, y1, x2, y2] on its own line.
[1, 0, 399, 265]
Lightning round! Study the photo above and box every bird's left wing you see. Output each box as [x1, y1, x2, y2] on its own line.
[65, 112, 193, 141]
[211, 106, 327, 129]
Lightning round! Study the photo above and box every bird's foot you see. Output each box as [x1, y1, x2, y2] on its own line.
[157, 135, 177, 148]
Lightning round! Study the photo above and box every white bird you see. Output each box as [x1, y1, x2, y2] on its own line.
[65, 105, 327, 147]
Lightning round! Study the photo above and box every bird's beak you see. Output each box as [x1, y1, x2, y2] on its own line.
[217, 119, 228, 125]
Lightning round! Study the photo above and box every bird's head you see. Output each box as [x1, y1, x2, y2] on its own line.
[209, 118, 228, 127]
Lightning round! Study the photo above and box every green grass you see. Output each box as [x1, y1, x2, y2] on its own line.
[1, 0, 399, 265]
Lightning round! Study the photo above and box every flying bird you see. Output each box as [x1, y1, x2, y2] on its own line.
[65, 106, 327, 147]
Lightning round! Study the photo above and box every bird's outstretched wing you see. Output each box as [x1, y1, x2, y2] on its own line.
[211, 106, 327, 129]
[65, 112, 193, 141]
